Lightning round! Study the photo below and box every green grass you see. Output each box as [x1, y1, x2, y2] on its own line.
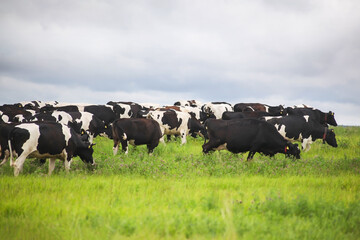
[0, 126, 359, 239]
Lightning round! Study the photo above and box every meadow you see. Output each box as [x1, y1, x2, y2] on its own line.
[0, 126, 359, 239]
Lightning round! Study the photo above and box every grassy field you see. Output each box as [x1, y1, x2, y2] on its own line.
[0, 126, 359, 239]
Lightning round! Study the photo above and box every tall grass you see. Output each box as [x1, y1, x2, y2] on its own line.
[0, 126, 359, 239]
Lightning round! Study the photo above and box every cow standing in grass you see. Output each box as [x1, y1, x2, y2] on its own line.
[8, 122, 95, 176]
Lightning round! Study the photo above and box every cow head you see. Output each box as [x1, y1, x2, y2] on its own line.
[324, 128, 338, 148]
[76, 142, 96, 165]
[188, 116, 206, 138]
[326, 111, 337, 126]
[100, 123, 113, 139]
[285, 142, 301, 159]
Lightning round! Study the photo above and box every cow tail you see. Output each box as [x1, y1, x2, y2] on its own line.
[8, 139, 13, 167]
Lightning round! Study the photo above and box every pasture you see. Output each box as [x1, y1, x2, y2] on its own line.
[0, 126, 359, 239]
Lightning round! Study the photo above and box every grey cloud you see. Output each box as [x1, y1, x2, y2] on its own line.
[1, 0, 360, 124]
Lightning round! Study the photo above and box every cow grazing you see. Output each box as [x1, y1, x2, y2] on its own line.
[201, 102, 233, 119]
[147, 110, 204, 144]
[233, 103, 284, 116]
[112, 118, 162, 155]
[263, 115, 338, 152]
[285, 107, 337, 126]
[8, 122, 95, 176]
[202, 119, 300, 160]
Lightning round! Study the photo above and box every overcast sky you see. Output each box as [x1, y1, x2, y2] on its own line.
[1, 0, 359, 125]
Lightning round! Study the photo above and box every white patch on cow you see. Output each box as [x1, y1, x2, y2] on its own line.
[77, 112, 93, 132]
[12, 124, 41, 175]
[264, 105, 269, 112]
[263, 116, 282, 121]
[1, 114, 9, 123]
[52, 111, 73, 125]
[113, 145, 119, 156]
[13, 114, 25, 122]
[302, 136, 313, 152]
[17, 124, 41, 155]
[122, 133, 127, 140]
[274, 124, 287, 138]
[61, 124, 72, 145]
[304, 115, 310, 122]
[202, 102, 233, 119]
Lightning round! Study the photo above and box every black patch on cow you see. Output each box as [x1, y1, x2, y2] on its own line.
[37, 123, 66, 155]
[9, 127, 30, 156]
[161, 111, 182, 130]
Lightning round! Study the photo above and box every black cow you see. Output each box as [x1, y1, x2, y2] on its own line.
[285, 107, 337, 126]
[8, 122, 95, 176]
[112, 118, 162, 154]
[222, 111, 271, 120]
[233, 103, 284, 115]
[202, 119, 300, 160]
[263, 115, 338, 151]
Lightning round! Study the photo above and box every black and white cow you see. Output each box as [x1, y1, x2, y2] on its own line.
[263, 115, 338, 152]
[8, 122, 95, 176]
[201, 102, 233, 119]
[28, 111, 73, 125]
[285, 107, 337, 126]
[67, 112, 112, 141]
[147, 110, 204, 144]
[0, 105, 36, 123]
[107, 101, 145, 118]
[202, 118, 300, 160]
[112, 118, 162, 155]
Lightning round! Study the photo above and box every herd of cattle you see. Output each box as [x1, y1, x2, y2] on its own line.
[0, 100, 338, 176]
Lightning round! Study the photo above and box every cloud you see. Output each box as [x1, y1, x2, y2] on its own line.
[0, 0, 359, 124]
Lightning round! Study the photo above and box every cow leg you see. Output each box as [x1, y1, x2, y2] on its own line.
[121, 140, 129, 154]
[301, 138, 312, 152]
[147, 141, 159, 155]
[113, 138, 119, 155]
[39, 158, 46, 165]
[202, 139, 222, 153]
[159, 127, 166, 144]
[48, 158, 56, 175]
[180, 131, 187, 145]
[0, 150, 9, 166]
[247, 151, 256, 161]
[64, 159, 71, 173]
[13, 155, 27, 177]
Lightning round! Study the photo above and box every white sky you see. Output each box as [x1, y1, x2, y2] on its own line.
[1, 0, 359, 125]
